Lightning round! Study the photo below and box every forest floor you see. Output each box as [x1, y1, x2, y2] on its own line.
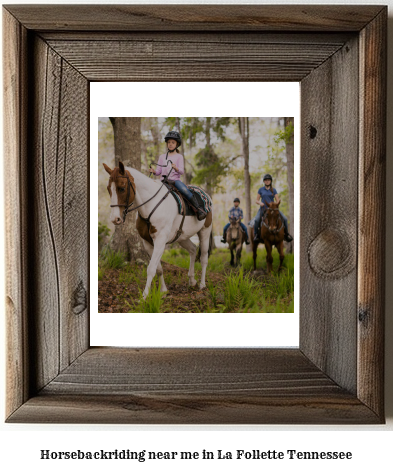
[98, 248, 294, 313]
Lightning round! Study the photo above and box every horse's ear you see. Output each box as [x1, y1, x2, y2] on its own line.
[119, 161, 125, 175]
[103, 163, 113, 175]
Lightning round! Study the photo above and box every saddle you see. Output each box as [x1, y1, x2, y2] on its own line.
[164, 182, 212, 217]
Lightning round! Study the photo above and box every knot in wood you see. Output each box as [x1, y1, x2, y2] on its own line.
[73, 281, 87, 315]
[308, 228, 355, 279]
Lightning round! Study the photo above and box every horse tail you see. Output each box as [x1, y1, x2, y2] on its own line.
[208, 227, 214, 257]
[196, 226, 213, 262]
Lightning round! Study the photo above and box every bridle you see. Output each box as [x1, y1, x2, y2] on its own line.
[109, 172, 136, 222]
[109, 164, 174, 223]
[262, 208, 284, 235]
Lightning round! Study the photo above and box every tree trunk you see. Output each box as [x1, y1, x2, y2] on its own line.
[108, 117, 149, 264]
[205, 117, 213, 198]
[239, 117, 252, 252]
[284, 117, 294, 254]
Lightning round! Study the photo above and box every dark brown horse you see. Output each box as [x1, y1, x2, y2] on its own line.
[250, 202, 285, 273]
[226, 217, 246, 266]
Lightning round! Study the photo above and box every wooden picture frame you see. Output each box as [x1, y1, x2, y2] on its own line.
[3, 5, 386, 424]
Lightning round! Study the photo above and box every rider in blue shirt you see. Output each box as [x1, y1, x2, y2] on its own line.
[253, 174, 293, 243]
[221, 198, 250, 245]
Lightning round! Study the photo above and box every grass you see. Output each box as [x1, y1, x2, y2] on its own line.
[99, 246, 127, 270]
[161, 247, 295, 313]
[98, 244, 294, 313]
[162, 247, 293, 277]
[126, 277, 164, 313]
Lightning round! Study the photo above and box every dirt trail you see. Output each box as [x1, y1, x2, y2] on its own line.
[98, 261, 226, 313]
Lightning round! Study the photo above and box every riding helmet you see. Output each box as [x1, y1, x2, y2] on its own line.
[165, 131, 182, 147]
[233, 198, 240, 203]
[263, 173, 273, 181]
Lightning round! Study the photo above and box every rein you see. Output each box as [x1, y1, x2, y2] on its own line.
[110, 166, 174, 222]
[110, 166, 186, 245]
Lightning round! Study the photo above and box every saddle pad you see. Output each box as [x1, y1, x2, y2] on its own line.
[170, 185, 212, 216]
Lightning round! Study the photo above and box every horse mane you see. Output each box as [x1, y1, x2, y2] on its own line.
[111, 167, 134, 182]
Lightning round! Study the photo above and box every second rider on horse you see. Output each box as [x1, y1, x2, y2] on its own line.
[253, 174, 293, 243]
[149, 131, 207, 220]
[221, 198, 250, 245]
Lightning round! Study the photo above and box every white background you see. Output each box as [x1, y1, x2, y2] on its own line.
[91, 82, 300, 347]
[1, 0, 392, 473]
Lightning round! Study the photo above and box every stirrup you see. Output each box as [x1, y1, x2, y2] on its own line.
[285, 233, 293, 242]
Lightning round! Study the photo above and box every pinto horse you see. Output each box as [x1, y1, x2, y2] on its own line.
[250, 202, 285, 273]
[103, 162, 213, 298]
[226, 217, 246, 267]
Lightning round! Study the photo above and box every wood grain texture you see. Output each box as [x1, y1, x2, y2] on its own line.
[46, 38, 347, 82]
[3, 5, 386, 424]
[24, 36, 90, 392]
[7, 348, 379, 424]
[358, 9, 386, 417]
[4, 5, 384, 32]
[3, 9, 29, 417]
[300, 36, 359, 394]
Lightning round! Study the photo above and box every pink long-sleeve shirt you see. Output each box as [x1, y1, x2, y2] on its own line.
[154, 153, 185, 181]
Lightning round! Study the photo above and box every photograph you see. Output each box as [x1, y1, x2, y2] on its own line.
[98, 117, 295, 314]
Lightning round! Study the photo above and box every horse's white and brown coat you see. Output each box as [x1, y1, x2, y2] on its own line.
[104, 162, 213, 298]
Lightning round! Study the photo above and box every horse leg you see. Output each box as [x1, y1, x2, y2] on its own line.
[277, 241, 285, 271]
[178, 238, 197, 287]
[236, 242, 242, 266]
[197, 226, 211, 289]
[142, 240, 167, 294]
[230, 245, 234, 266]
[252, 242, 258, 271]
[143, 236, 168, 299]
[265, 241, 273, 274]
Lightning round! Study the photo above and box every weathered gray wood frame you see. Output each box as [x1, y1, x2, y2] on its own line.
[3, 5, 386, 424]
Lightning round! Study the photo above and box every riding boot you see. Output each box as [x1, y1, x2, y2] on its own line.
[253, 228, 263, 243]
[221, 235, 227, 243]
[284, 232, 293, 242]
[189, 195, 207, 221]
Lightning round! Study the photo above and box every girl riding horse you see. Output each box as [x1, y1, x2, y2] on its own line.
[253, 173, 293, 243]
[149, 131, 206, 220]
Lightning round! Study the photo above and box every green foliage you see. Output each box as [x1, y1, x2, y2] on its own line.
[192, 146, 229, 192]
[99, 247, 126, 269]
[160, 248, 294, 313]
[128, 278, 164, 313]
[274, 121, 294, 145]
[119, 264, 147, 287]
[98, 221, 110, 245]
[98, 267, 104, 281]
[223, 269, 259, 311]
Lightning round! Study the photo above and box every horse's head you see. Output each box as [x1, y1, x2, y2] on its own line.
[229, 217, 240, 227]
[229, 217, 241, 240]
[265, 202, 281, 234]
[103, 161, 136, 225]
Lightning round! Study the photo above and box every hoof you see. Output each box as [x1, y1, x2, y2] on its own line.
[199, 283, 206, 290]
[189, 279, 197, 287]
